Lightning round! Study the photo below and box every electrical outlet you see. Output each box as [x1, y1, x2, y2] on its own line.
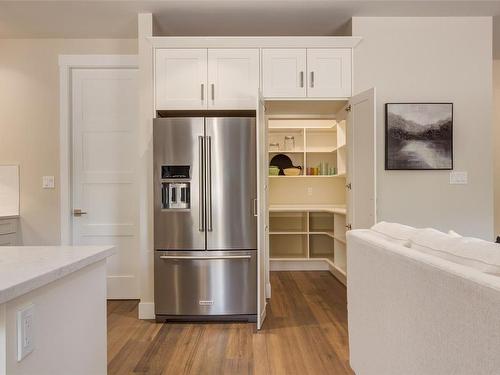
[17, 304, 35, 361]
[42, 176, 55, 189]
[449, 171, 468, 185]
[307, 187, 313, 196]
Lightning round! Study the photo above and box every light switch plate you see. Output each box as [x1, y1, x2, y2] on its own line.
[17, 304, 35, 361]
[449, 171, 468, 185]
[42, 176, 55, 189]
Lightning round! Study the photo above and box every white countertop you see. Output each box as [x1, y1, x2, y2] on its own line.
[269, 204, 347, 215]
[0, 246, 115, 304]
[0, 215, 19, 220]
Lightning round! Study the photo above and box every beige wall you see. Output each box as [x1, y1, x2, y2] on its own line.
[0, 39, 137, 245]
[494, 60, 500, 239]
[352, 17, 494, 239]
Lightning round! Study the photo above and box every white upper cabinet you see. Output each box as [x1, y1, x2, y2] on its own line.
[262, 49, 307, 98]
[262, 48, 352, 98]
[307, 49, 352, 98]
[207, 49, 260, 110]
[155, 49, 207, 110]
[155, 48, 259, 110]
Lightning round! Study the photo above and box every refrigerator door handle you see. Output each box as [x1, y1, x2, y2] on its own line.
[206, 135, 213, 232]
[159, 255, 251, 260]
[198, 136, 205, 231]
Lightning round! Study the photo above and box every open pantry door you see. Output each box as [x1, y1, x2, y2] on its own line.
[256, 91, 269, 330]
[346, 88, 376, 230]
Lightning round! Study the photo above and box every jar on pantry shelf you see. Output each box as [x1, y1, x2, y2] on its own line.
[269, 142, 280, 152]
[284, 136, 295, 151]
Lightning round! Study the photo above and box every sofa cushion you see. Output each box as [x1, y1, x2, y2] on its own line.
[370, 221, 416, 247]
[410, 228, 500, 275]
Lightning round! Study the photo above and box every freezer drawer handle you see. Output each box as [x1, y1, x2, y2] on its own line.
[159, 255, 251, 260]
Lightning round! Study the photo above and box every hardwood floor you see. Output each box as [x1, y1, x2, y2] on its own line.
[107, 271, 353, 375]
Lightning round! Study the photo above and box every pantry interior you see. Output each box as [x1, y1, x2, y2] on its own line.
[264, 99, 354, 285]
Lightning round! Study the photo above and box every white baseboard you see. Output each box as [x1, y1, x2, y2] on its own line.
[138, 302, 155, 320]
[258, 302, 267, 330]
[266, 282, 272, 299]
[270, 258, 329, 271]
[106, 275, 139, 300]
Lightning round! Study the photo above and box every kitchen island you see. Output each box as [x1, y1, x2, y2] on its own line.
[0, 246, 115, 375]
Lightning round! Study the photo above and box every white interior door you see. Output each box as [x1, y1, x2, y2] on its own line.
[208, 49, 259, 109]
[155, 49, 207, 110]
[257, 91, 268, 329]
[262, 49, 306, 98]
[347, 88, 377, 229]
[72, 68, 140, 299]
[307, 49, 352, 98]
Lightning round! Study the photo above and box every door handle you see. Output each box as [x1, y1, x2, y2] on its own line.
[253, 198, 258, 217]
[160, 255, 251, 260]
[73, 209, 87, 217]
[300, 71, 304, 88]
[198, 136, 205, 231]
[201, 83, 204, 101]
[310, 71, 315, 88]
[211, 84, 215, 102]
[206, 136, 213, 232]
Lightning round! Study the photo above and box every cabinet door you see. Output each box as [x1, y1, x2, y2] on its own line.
[346, 88, 376, 229]
[262, 49, 306, 98]
[307, 49, 352, 98]
[208, 49, 259, 109]
[155, 49, 207, 110]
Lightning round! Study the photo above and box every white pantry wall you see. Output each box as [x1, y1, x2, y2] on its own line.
[494, 60, 500, 239]
[352, 17, 493, 239]
[0, 38, 137, 245]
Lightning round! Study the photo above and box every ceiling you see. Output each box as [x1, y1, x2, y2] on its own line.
[2, 1, 500, 57]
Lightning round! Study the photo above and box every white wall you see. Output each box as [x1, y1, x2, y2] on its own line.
[493, 60, 500, 239]
[352, 17, 493, 239]
[0, 39, 137, 246]
[1, 261, 107, 375]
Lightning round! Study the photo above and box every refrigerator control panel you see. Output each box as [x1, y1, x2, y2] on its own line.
[162, 165, 190, 179]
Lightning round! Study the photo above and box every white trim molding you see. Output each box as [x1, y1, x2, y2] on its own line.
[150, 36, 363, 49]
[138, 302, 155, 320]
[58, 54, 138, 245]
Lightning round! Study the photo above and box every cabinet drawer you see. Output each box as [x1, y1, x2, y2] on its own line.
[0, 218, 17, 235]
[0, 232, 17, 246]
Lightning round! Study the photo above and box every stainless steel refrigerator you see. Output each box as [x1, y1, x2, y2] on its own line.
[153, 116, 257, 322]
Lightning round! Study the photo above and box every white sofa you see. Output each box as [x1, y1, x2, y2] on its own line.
[347, 225, 500, 375]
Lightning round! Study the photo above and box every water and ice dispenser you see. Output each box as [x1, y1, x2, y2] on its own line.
[161, 165, 191, 210]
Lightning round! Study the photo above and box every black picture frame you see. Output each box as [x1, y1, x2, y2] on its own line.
[385, 103, 454, 170]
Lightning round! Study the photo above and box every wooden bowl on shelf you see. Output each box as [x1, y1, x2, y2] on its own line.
[283, 168, 301, 176]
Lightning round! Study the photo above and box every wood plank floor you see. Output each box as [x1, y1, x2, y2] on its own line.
[107, 271, 353, 375]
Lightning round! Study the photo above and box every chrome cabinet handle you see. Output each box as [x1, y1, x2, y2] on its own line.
[310, 71, 315, 88]
[198, 136, 205, 231]
[253, 198, 258, 217]
[206, 136, 213, 232]
[300, 71, 304, 88]
[201, 83, 204, 101]
[73, 209, 87, 217]
[160, 255, 251, 260]
[211, 83, 215, 102]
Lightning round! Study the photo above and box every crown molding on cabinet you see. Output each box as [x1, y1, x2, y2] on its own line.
[149, 36, 362, 49]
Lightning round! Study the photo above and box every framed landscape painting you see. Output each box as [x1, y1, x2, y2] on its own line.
[385, 103, 453, 170]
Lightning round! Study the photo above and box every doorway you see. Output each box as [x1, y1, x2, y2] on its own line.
[59, 56, 140, 299]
